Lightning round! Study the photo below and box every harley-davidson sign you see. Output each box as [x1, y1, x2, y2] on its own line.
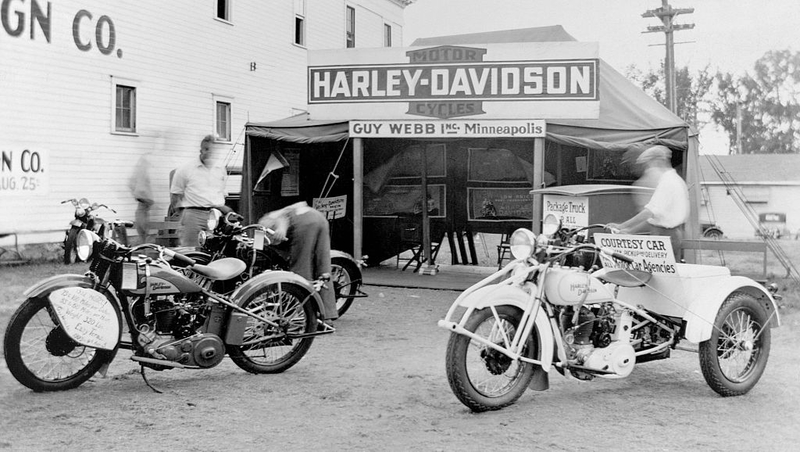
[308, 42, 599, 120]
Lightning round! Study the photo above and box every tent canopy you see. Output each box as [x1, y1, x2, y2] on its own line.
[247, 25, 694, 152]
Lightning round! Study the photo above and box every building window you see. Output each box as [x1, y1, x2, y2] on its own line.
[346, 6, 355, 48]
[111, 76, 138, 134]
[217, 0, 231, 22]
[384, 23, 392, 47]
[294, 0, 306, 46]
[215, 98, 232, 142]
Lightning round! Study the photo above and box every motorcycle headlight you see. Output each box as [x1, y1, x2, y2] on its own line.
[542, 214, 561, 237]
[198, 230, 208, 246]
[76, 229, 98, 261]
[75, 208, 86, 217]
[510, 228, 537, 260]
[207, 209, 221, 231]
[78, 198, 91, 209]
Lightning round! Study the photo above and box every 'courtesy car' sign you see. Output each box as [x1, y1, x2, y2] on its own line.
[308, 42, 599, 120]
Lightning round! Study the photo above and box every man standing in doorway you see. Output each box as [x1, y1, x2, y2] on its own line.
[170, 135, 228, 247]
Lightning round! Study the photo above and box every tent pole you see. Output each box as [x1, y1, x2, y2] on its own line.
[353, 137, 363, 260]
[532, 137, 545, 234]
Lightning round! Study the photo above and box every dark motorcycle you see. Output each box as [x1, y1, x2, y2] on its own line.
[61, 197, 131, 264]
[185, 208, 366, 317]
[3, 230, 332, 392]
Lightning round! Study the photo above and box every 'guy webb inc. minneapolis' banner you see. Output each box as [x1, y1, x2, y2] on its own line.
[307, 42, 599, 121]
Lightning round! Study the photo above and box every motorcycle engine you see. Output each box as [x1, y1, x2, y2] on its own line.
[132, 296, 225, 368]
[561, 303, 636, 378]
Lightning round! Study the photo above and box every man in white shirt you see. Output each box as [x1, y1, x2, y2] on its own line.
[608, 145, 689, 259]
[170, 135, 228, 247]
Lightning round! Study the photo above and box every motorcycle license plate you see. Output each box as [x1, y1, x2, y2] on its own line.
[253, 229, 265, 250]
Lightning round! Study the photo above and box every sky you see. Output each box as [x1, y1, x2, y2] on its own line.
[403, 0, 800, 74]
[402, 0, 800, 154]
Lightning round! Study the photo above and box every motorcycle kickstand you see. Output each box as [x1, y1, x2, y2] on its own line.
[140, 365, 164, 394]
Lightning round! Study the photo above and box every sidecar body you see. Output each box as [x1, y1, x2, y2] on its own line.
[610, 263, 780, 343]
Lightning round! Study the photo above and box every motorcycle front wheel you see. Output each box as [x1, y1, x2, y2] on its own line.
[228, 281, 317, 374]
[445, 305, 538, 412]
[699, 291, 771, 396]
[331, 256, 361, 317]
[63, 226, 81, 264]
[4, 296, 117, 392]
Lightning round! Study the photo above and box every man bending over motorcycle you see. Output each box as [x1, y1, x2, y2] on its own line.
[258, 202, 338, 321]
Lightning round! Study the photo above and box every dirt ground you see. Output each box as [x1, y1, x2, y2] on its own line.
[1, 264, 799, 451]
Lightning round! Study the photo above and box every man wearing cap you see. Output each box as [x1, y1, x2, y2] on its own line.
[608, 145, 689, 259]
[170, 135, 228, 247]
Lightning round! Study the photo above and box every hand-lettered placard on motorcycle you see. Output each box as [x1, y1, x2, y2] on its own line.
[48, 287, 119, 350]
[313, 195, 347, 220]
[593, 233, 678, 277]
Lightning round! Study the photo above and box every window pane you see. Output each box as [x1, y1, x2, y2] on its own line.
[295, 17, 304, 45]
[216, 101, 231, 141]
[115, 85, 135, 132]
[217, 0, 228, 20]
[384, 24, 392, 47]
[346, 6, 355, 48]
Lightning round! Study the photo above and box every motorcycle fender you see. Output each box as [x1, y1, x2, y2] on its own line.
[24, 275, 121, 351]
[230, 270, 325, 315]
[456, 284, 554, 373]
[683, 276, 780, 343]
[330, 250, 363, 279]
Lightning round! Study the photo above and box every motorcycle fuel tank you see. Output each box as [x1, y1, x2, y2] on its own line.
[543, 267, 615, 306]
[126, 265, 203, 295]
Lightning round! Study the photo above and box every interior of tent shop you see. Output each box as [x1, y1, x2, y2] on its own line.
[240, 131, 689, 268]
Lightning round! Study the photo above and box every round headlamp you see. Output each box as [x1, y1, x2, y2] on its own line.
[75, 208, 86, 217]
[76, 229, 97, 261]
[542, 214, 561, 237]
[198, 230, 208, 246]
[207, 209, 222, 231]
[78, 198, 91, 209]
[509, 228, 537, 260]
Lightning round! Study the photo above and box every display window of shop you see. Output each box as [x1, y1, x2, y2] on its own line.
[111, 76, 137, 135]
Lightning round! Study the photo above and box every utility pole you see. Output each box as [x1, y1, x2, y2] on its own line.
[642, 0, 694, 114]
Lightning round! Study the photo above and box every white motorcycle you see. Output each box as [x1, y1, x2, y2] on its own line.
[438, 216, 781, 412]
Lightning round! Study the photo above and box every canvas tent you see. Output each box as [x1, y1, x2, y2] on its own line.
[240, 25, 701, 264]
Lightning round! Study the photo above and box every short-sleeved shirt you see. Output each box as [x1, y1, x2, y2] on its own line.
[170, 158, 227, 208]
[645, 168, 689, 229]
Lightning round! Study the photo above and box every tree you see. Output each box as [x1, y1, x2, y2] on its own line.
[706, 49, 800, 154]
[625, 63, 713, 127]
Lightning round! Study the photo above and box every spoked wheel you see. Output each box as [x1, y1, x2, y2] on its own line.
[63, 227, 81, 264]
[445, 305, 538, 412]
[331, 257, 360, 317]
[699, 292, 771, 397]
[228, 282, 318, 374]
[4, 297, 117, 392]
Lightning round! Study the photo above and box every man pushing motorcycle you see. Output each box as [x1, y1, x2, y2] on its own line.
[607, 145, 689, 260]
[258, 202, 338, 321]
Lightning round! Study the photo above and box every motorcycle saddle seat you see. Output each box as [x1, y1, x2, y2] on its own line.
[191, 257, 247, 281]
[596, 268, 652, 288]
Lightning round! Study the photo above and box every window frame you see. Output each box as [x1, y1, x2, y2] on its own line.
[110, 76, 138, 135]
[213, 95, 233, 143]
[384, 23, 392, 47]
[216, 0, 232, 23]
[294, 0, 306, 47]
[345, 5, 355, 48]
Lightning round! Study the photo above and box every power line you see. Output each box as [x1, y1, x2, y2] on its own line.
[642, 0, 695, 113]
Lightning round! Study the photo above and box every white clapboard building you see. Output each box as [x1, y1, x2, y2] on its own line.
[1, 0, 411, 250]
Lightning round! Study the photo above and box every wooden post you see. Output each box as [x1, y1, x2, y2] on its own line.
[532, 137, 545, 234]
[353, 137, 363, 261]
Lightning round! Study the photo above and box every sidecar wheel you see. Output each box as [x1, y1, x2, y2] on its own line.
[228, 282, 317, 374]
[63, 227, 80, 264]
[445, 305, 538, 412]
[3, 296, 117, 392]
[699, 292, 771, 397]
[331, 257, 360, 317]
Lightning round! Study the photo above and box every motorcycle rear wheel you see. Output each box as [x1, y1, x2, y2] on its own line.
[331, 256, 360, 317]
[228, 282, 317, 374]
[699, 291, 771, 397]
[445, 305, 537, 412]
[4, 296, 117, 392]
[63, 226, 81, 264]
